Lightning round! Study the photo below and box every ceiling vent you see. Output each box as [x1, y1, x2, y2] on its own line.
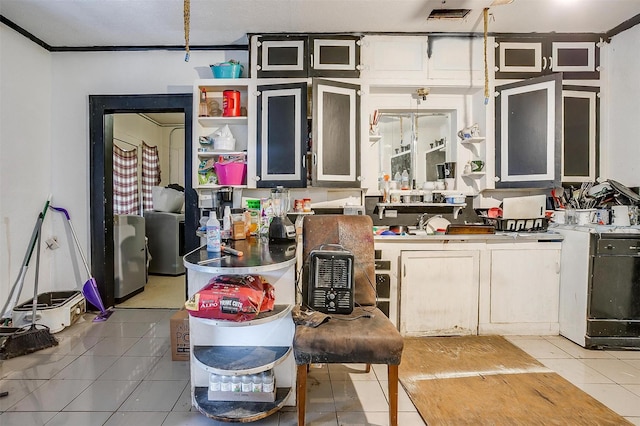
[427, 9, 471, 20]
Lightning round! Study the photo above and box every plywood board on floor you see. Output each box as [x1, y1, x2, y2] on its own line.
[399, 336, 631, 425]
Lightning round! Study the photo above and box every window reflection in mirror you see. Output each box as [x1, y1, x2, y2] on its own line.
[378, 111, 453, 188]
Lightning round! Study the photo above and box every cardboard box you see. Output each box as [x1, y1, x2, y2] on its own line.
[170, 309, 190, 361]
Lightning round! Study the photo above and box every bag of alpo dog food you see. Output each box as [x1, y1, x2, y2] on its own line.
[185, 275, 275, 321]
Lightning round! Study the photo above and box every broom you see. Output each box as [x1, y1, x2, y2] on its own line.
[0, 212, 58, 360]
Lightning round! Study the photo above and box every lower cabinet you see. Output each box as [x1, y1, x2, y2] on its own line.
[479, 242, 562, 335]
[376, 238, 562, 337]
[400, 249, 480, 337]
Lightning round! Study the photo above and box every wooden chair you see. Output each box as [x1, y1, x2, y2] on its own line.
[293, 215, 404, 426]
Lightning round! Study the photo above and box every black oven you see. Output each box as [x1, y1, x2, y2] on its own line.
[587, 233, 640, 348]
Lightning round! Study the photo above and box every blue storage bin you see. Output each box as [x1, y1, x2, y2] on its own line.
[210, 63, 243, 78]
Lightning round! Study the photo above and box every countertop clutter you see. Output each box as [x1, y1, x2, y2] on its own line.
[374, 228, 562, 241]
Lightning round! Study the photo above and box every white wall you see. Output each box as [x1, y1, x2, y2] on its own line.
[0, 26, 52, 308]
[48, 50, 246, 292]
[0, 25, 247, 301]
[605, 24, 640, 186]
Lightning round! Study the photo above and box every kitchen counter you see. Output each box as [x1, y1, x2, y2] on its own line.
[374, 229, 563, 242]
[183, 238, 297, 274]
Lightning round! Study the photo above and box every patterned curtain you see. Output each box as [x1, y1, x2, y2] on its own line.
[113, 145, 139, 215]
[141, 141, 161, 211]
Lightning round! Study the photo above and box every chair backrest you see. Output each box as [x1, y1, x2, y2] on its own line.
[302, 214, 376, 306]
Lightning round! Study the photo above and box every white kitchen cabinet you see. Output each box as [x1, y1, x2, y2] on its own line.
[361, 35, 484, 84]
[480, 242, 561, 335]
[400, 249, 480, 336]
[360, 35, 429, 81]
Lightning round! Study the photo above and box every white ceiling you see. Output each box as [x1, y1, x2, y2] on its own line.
[2, 0, 640, 48]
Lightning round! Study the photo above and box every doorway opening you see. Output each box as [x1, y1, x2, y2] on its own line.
[89, 94, 197, 310]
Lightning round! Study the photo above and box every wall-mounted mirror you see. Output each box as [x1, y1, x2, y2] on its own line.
[378, 110, 455, 188]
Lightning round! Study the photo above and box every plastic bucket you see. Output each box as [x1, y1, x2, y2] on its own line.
[210, 63, 243, 78]
[214, 161, 246, 186]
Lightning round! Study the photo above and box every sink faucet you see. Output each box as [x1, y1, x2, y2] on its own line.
[417, 213, 430, 230]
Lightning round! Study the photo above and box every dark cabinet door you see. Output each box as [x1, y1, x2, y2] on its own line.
[495, 38, 549, 80]
[257, 35, 308, 78]
[312, 79, 361, 188]
[495, 73, 562, 189]
[562, 86, 599, 183]
[551, 41, 599, 80]
[256, 82, 308, 188]
[309, 35, 361, 78]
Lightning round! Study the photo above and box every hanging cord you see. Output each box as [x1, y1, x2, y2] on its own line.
[483, 7, 489, 105]
[184, 0, 190, 62]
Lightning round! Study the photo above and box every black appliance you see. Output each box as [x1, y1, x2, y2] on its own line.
[587, 233, 640, 348]
[307, 247, 354, 314]
[268, 216, 296, 241]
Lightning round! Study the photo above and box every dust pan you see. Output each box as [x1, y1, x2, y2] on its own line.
[50, 206, 113, 322]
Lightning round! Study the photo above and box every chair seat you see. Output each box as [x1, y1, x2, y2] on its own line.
[293, 307, 404, 365]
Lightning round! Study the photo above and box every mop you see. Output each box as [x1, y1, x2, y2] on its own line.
[1, 198, 51, 324]
[50, 206, 113, 322]
[0, 213, 58, 359]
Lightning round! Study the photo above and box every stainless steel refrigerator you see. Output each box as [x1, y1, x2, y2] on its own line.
[114, 214, 147, 301]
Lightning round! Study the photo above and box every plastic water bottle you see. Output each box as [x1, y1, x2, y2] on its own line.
[241, 374, 252, 392]
[401, 170, 409, 190]
[251, 373, 262, 392]
[262, 370, 274, 393]
[209, 373, 221, 392]
[206, 212, 221, 252]
[220, 375, 231, 392]
[231, 375, 242, 392]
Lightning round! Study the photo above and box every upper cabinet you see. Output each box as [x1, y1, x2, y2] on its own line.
[562, 86, 599, 183]
[495, 73, 562, 189]
[495, 36, 600, 80]
[256, 82, 308, 188]
[311, 79, 361, 188]
[255, 34, 360, 78]
[360, 35, 484, 84]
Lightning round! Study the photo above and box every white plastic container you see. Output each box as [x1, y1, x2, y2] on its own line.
[152, 186, 184, 212]
[213, 136, 236, 151]
[206, 212, 221, 252]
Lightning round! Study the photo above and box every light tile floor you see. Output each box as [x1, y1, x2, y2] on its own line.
[2, 309, 640, 425]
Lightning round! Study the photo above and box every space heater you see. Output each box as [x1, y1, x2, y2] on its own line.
[307, 247, 354, 314]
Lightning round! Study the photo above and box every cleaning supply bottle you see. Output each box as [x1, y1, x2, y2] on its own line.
[198, 87, 208, 117]
[206, 212, 221, 252]
[222, 206, 232, 240]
